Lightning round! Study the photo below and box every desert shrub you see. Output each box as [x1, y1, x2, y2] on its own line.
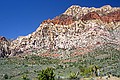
[79, 65, 99, 77]
[3, 74, 9, 79]
[22, 74, 30, 80]
[37, 67, 55, 80]
[69, 72, 78, 79]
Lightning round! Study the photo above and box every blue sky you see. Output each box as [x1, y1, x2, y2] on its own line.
[0, 0, 120, 39]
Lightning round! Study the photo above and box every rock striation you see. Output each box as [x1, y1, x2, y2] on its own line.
[42, 14, 76, 25]
[1, 5, 120, 58]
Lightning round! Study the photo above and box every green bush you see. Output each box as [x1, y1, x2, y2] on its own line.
[3, 74, 9, 79]
[22, 74, 30, 80]
[69, 72, 78, 79]
[37, 67, 55, 80]
[79, 65, 99, 77]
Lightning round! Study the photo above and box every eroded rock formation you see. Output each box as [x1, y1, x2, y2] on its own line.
[0, 36, 11, 58]
[81, 12, 101, 21]
[42, 14, 76, 25]
[101, 10, 120, 23]
[1, 5, 120, 58]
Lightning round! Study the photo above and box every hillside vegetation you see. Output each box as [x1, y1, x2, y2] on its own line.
[0, 44, 120, 80]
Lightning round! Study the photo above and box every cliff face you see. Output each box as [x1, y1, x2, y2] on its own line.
[4, 5, 120, 57]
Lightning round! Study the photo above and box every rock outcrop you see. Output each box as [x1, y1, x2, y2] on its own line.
[101, 10, 120, 23]
[0, 36, 11, 58]
[1, 5, 120, 58]
[42, 14, 76, 25]
[81, 12, 101, 21]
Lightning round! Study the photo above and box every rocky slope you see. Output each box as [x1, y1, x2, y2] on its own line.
[1, 5, 120, 58]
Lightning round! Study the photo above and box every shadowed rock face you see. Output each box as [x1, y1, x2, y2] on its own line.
[0, 36, 7, 42]
[0, 36, 11, 58]
[1, 5, 120, 58]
